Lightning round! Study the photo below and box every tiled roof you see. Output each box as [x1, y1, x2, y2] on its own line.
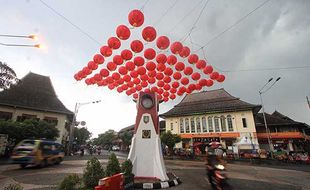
[118, 121, 166, 133]
[255, 112, 306, 127]
[0, 72, 73, 116]
[160, 89, 261, 118]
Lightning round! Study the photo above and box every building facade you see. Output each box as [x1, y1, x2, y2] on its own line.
[160, 89, 262, 153]
[0, 72, 73, 144]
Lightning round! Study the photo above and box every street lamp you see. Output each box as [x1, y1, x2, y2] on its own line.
[0, 34, 41, 48]
[68, 100, 101, 155]
[259, 77, 281, 156]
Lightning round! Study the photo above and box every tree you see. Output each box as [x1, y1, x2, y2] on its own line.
[93, 129, 116, 148]
[0, 61, 19, 90]
[160, 131, 181, 154]
[83, 157, 105, 189]
[119, 131, 132, 150]
[73, 127, 91, 146]
[106, 153, 121, 176]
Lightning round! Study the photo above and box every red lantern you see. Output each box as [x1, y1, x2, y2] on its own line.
[191, 72, 201, 81]
[157, 94, 163, 100]
[130, 40, 144, 53]
[133, 78, 141, 85]
[156, 54, 167, 64]
[173, 72, 182, 80]
[179, 86, 186, 94]
[125, 61, 135, 71]
[170, 94, 176, 100]
[108, 84, 115, 90]
[157, 88, 164, 94]
[156, 72, 164, 80]
[151, 86, 158, 92]
[133, 56, 145, 66]
[100, 68, 109, 77]
[217, 74, 225, 82]
[130, 87, 136, 94]
[156, 63, 166, 72]
[128, 9, 144, 27]
[148, 70, 157, 77]
[142, 26, 157, 42]
[74, 74, 81, 81]
[175, 62, 185, 71]
[121, 84, 129, 90]
[172, 81, 180, 88]
[163, 97, 169, 102]
[121, 49, 133, 60]
[130, 70, 138, 78]
[88, 61, 98, 70]
[108, 37, 121, 49]
[186, 88, 192, 94]
[146, 61, 156, 71]
[144, 88, 151, 93]
[164, 67, 173, 76]
[163, 76, 171, 83]
[117, 78, 124, 85]
[82, 67, 92, 75]
[116, 25, 131, 40]
[93, 54, 104, 64]
[123, 75, 131, 82]
[198, 79, 207, 86]
[157, 80, 164, 87]
[156, 36, 170, 50]
[137, 66, 146, 75]
[98, 80, 108, 87]
[210, 72, 219, 80]
[140, 74, 148, 81]
[133, 93, 139, 99]
[163, 84, 171, 91]
[113, 55, 123, 65]
[77, 71, 85, 78]
[126, 89, 132, 96]
[100, 46, 112, 57]
[148, 77, 156, 84]
[141, 81, 148, 88]
[116, 87, 123, 93]
[118, 66, 128, 75]
[144, 48, 156, 60]
[94, 74, 102, 81]
[163, 91, 169, 97]
[188, 84, 196, 91]
[167, 55, 177, 65]
[206, 79, 214, 87]
[85, 78, 91, 85]
[179, 46, 190, 58]
[184, 67, 193, 75]
[181, 78, 189, 85]
[203, 65, 213, 74]
[106, 77, 114, 84]
[170, 41, 183, 54]
[112, 73, 121, 80]
[196, 60, 206, 69]
[188, 54, 199, 64]
[135, 85, 142, 91]
[196, 84, 202, 91]
[127, 81, 134, 87]
[170, 88, 177, 94]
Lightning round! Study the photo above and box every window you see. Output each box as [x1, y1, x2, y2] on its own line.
[220, 116, 227, 132]
[196, 117, 201, 133]
[227, 115, 233, 131]
[170, 123, 173, 131]
[0, 111, 13, 121]
[17, 114, 38, 122]
[242, 118, 247, 128]
[190, 117, 195, 133]
[208, 116, 214, 132]
[185, 118, 190, 133]
[180, 118, 184, 133]
[202, 116, 208, 132]
[44, 117, 58, 126]
[214, 116, 220, 132]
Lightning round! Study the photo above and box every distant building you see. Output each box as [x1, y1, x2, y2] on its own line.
[0, 72, 73, 144]
[160, 89, 262, 152]
[255, 111, 310, 152]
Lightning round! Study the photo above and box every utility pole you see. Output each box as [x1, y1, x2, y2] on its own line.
[307, 96, 310, 109]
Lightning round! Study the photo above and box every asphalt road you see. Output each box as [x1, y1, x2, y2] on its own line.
[0, 151, 309, 190]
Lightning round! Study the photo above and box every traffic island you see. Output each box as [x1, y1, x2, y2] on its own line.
[133, 172, 182, 189]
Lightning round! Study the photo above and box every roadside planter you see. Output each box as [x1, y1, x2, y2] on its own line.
[124, 174, 134, 190]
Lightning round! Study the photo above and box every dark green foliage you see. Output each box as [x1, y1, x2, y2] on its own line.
[3, 183, 23, 190]
[0, 61, 19, 90]
[106, 153, 121, 176]
[92, 129, 116, 148]
[121, 159, 133, 177]
[160, 131, 182, 151]
[58, 174, 82, 190]
[83, 157, 105, 189]
[119, 131, 132, 149]
[0, 119, 59, 144]
[73, 127, 91, 146]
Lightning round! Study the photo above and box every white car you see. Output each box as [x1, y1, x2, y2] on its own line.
[112, 145, 120, 151]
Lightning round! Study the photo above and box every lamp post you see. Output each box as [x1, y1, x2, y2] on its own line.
[68, 100, 101, 155]
[0, 34, 41, 48]
[259, 77, 281, 157]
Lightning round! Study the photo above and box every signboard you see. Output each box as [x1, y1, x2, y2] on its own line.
[0, 134, 8, 156]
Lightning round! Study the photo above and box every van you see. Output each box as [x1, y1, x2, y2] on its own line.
[10, 139, 64, 168]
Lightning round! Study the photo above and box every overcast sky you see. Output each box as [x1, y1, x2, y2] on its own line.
[1, 0, 309, 137]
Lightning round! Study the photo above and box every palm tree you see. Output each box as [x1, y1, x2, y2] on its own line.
[0, 61, 19, 90]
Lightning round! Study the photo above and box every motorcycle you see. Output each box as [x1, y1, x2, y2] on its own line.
[207, 164, 232, 190]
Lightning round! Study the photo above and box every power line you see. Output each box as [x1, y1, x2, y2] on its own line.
[153, 0, 180, 26]
[39, 0, 101, 45]
[220, 65, 310, 73]
[198, 0, 271, 50]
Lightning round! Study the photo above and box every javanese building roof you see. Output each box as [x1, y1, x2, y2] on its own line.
[160, 88, 261, 118]
[0, 72, 73, 116]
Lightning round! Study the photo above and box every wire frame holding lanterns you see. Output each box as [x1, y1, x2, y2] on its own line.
[73, 9, 226, 102]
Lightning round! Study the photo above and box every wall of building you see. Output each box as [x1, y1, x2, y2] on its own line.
[0, 106, 69, 143]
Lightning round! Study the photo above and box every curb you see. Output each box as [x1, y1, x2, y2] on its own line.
[134, 176, 182, 189]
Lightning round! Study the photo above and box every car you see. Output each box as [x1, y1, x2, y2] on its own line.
[10, 139, 64, 168]
[112, 145, 120, 151]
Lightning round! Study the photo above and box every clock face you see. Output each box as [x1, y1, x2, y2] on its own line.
[141, 96, 153, 109]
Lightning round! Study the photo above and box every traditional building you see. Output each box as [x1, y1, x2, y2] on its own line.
[255, 111, 310, 152]
[160, 89, 262, 152]
[0, 72, 73, 144]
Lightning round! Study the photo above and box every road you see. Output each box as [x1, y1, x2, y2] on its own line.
[0, 152, 309, 190]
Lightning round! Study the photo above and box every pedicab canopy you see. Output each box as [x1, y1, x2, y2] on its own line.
[73, 9, 226, 101]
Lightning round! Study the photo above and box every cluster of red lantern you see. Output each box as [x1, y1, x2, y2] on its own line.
[73, 9, 226, 102]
